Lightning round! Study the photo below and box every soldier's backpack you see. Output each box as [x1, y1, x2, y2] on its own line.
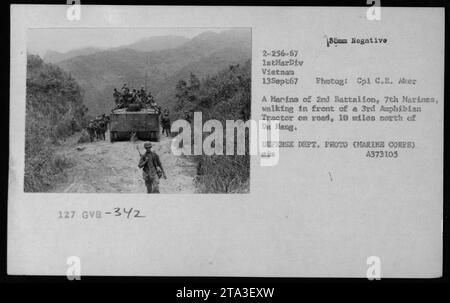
[142, 152, 163, 179]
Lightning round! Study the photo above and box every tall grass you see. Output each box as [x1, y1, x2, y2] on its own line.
[24, 146, 73, 192]
[174, 61, 251, 193]
[24, 54, 87, 192]
[195, 155, 249, 193]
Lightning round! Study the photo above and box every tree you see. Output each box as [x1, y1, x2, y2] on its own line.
[172, 61, 251, 193]
[175, 79, 189, 112]
[25, 54, 88, 192]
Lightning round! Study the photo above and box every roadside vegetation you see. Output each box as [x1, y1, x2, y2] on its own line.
[174, 60, 251, 193]
[24, 54, 88, 192]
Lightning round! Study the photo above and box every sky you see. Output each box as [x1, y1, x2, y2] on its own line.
[27, 28, 223, 56]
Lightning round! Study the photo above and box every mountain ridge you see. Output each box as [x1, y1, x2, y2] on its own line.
[55, 29, 251, 116]
[114, 35, 189, 52]
[44, 47, 103, 64]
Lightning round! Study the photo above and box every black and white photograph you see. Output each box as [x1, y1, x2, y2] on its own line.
[25, 27, 251, 193]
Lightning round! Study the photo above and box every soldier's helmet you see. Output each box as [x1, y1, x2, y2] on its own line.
[144, 142, 152, 149]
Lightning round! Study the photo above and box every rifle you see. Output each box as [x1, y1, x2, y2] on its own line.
[136, 144, 149, 171]
[136, 144, 165, 179]
[136, 144, 142, 157]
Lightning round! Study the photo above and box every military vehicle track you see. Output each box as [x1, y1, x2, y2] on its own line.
[55, 132, 197, 193]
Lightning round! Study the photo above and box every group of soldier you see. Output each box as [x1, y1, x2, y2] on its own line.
[86, 114, 109, 142]
[161, 109, 171, 137]
[85, 109, 172, 144]
[113, 83, 161, 113]
[83, 84, 189, 194]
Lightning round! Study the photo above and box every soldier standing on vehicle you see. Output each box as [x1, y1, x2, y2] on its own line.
[121, 84, 130, 106]
[147, 91, 155, 106]
[138, 142, 167, 193]
[131, 89, 138, 104]
[139, 86, 147, 103]
[113, 88, 121, 104]
[121, 83, 128, 94]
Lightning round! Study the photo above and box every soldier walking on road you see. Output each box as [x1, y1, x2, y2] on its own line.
[161, 110, 171, 137]
[138, 142, 167, 193]
[97, 118, 107, 141]
[87, 120, 96, 142]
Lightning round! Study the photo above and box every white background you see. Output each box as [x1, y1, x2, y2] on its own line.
[9, 5, 444, 277]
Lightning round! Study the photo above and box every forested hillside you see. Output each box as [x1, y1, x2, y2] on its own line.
[25, 54, 88, 192]
[174, 60, 251, 193]
[56, 30, 251, 116]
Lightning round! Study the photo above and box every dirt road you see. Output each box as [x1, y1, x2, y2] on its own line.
[55, 132, 197, 193]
